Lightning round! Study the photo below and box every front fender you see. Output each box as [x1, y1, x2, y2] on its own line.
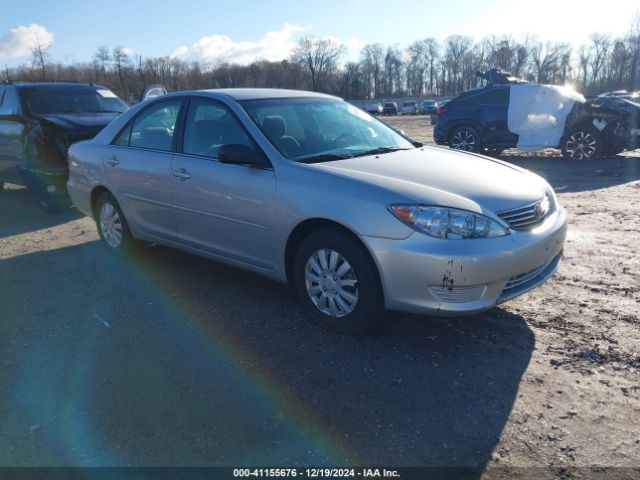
[23, 122, 68, 168]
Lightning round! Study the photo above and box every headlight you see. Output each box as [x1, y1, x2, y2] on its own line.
[389, 205, 509, 239]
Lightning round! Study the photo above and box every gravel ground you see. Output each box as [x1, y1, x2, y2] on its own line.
[0, 117, 639, 476]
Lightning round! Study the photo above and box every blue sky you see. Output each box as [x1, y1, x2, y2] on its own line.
[0, 0, 638, 66]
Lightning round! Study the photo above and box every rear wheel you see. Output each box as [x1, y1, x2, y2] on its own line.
[449, 125, 481, 153]
[293, 229, 386, 333]
[95, 192, 136, 255]
[562, 126, 601, 161]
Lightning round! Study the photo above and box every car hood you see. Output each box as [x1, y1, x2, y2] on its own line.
[307, 147, 548, 214]
[37, 112, 121, 138]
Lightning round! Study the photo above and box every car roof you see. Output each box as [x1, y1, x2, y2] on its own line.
[11, 82, 108, 90]
[452, 85, 508, 101]
[178, 88, 338, 101]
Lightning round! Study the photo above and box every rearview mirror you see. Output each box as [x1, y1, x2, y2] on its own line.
[219, 144, 270, 168]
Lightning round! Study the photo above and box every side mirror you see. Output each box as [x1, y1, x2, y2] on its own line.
[219, 144, 270, 168]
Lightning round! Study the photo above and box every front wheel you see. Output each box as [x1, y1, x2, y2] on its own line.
[449, 125, 481, 152]
[562, 126, 601, 161]
[95, 192, 136, 255]
[293, 229, 386, 333]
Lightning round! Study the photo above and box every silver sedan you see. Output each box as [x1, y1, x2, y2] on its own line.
[67, 89, 567, 332]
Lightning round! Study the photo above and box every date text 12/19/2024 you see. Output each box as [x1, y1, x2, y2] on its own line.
[233, 469, 401, 478]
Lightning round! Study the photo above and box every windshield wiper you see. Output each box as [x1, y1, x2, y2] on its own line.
[297, 153, 354, 164]
[351, 146, 412, 158]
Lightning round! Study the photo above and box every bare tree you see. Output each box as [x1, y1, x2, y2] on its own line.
[383, 46, 404, 96]
[94, 46, 110, 75]
[112, 46, 129, 93]
[629, 11, 640, 90]
[30, 32, 50, 81]
[530, 40, 568, 83]
[578, 45, 591, 88]
[292, 36, 345, 91]
[590, 34, 612, 88]
[443, 35, 472, 95]
[359, 44, 385, 98]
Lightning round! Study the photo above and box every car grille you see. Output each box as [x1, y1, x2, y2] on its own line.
[497, 196, 552, 231]
[429, 285, 486, 303]
[504, 263, 549, 291]
[499, 251, 563, 303]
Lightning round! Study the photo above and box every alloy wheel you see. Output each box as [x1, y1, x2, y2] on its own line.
[304, 249, 359, 317]
[451, 129, 476, 151]
[565, 131, 597, 160]
[99, 202, 123, 248]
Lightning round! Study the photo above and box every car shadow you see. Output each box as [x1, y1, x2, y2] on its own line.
[498, 152, 640, 193]
[0, 185, 82, 239]
[0, 241, 534, 475]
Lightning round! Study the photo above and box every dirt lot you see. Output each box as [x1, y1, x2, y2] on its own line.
[0, 116, 639, 476]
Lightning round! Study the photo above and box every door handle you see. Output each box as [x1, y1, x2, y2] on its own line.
[106, 155, 120, 166]
[173, 168, 191, 180]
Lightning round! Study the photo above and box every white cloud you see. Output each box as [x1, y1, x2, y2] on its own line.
[121, 47, 135, 57]
[171, 45, 189, 58]
[0, 24, 53, 61]
[345, 37, 364, 58]
[171, 23, 310, 65]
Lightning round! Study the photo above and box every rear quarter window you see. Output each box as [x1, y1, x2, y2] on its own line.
[113, 99, 182, 151]
[473, 88, 510, 106]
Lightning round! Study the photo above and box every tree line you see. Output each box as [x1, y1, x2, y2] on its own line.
[8, 13, 640, 102]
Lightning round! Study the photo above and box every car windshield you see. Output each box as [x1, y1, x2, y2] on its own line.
[621, 97, 640, 107]
[240, 97, 414, 163]
[22, 86, 128, 115]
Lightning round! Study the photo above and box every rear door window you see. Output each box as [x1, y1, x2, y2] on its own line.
[115, 99, 182, 151]
[474, 88, 509, 106]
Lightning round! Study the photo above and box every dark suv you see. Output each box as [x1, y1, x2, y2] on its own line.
[434, 80, 640, 160]
[434, 85, 517, 156]
[0, 82, 127, 211]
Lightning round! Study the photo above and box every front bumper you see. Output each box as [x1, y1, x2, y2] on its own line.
[362, 206, 567, 316]
[18, 164, 71, 206]
[433, 124, 447, 145]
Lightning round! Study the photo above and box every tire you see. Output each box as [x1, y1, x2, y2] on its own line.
[95, 192, 136, 255]
[561, 126, 602, 161]
[0, 182, 4, 195]
[449, 125, 481, 153]
[293, 229, 386, 333]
